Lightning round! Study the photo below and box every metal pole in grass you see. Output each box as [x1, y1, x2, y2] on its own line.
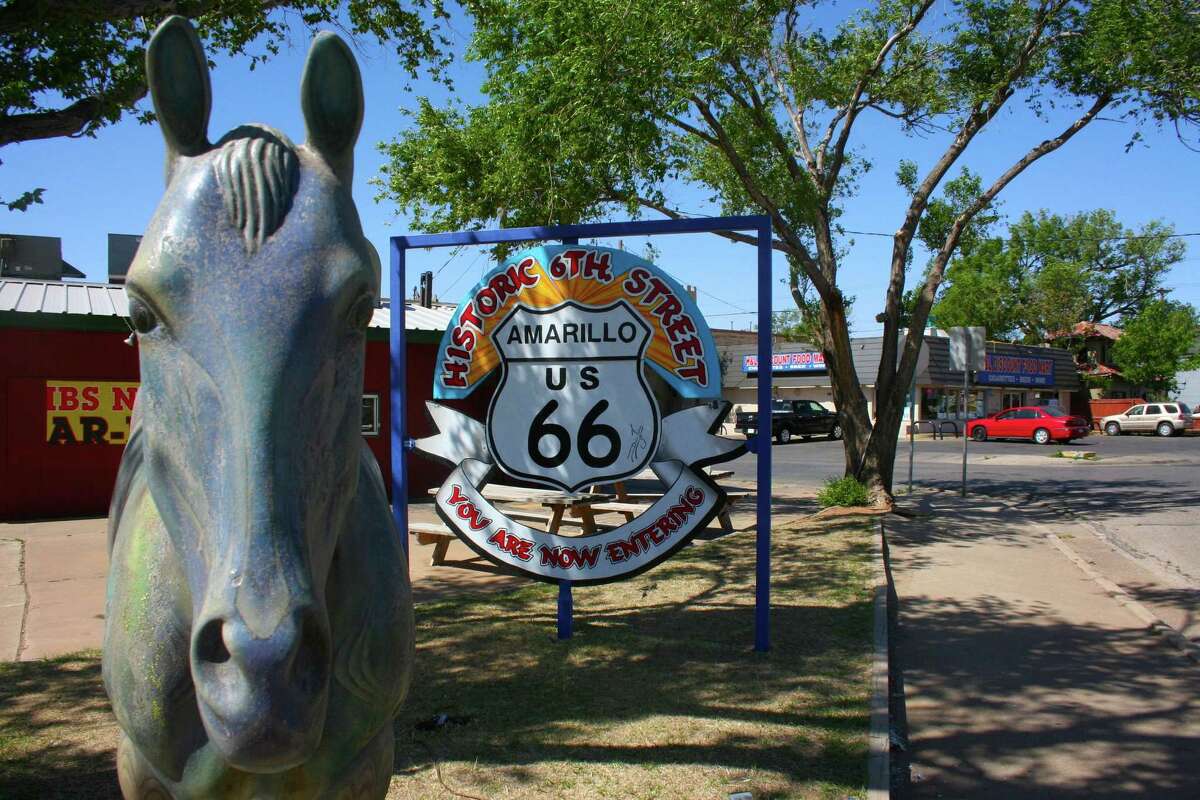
[754, 217, 773, 653]
[557, 235, 580, 642]
[557, 582, 574, 640]
[389, 238, 410, 566]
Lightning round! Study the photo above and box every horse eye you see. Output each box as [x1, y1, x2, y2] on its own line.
[348, 295, 375, 332]
[129, 298, 158, 334]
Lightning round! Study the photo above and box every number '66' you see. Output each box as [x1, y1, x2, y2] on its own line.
[528, 398, 619, 470]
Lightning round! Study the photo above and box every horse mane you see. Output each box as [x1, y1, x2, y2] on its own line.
[211, 125, 300, 254]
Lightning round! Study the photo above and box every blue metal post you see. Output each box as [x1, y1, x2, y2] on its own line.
[755, 219, 772, 652]
[389, 240, 409, 565]
[557, 236, 579, 641]
[557, 581, 574, 640]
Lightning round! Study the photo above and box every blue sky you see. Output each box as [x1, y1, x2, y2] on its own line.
[2, 9, 1197, 336]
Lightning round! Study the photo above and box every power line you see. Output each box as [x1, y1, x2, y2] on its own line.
[441, 250, 486, 295]
[841, 229, 1200, 243]
[696, 287, 753, 314]
[611, 204, 1200, 245]
[432, 245, 465, 277]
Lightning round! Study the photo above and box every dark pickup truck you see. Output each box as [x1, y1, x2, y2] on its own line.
[734, 399, 843, 444]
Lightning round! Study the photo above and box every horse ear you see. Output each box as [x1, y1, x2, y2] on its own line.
[300, 32, 363, 184]
[146, 16, 211, 184]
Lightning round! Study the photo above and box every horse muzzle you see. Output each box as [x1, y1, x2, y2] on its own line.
[190, 601, 331, 773]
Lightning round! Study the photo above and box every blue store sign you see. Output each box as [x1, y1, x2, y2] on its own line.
[742, 351, 826, 373]
[975, 353, 1054, 387]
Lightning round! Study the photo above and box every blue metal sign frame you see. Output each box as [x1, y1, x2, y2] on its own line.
[390, 215, 774, 652]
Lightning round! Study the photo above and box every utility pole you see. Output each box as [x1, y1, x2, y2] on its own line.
[908, 380, 916, 495]
[961, 365, 970, 497]
[948, 326, 985, 498]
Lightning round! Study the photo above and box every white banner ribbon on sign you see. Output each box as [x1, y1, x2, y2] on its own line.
[415, 402, 744, 584]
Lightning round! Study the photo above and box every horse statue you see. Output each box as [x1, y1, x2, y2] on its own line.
[103, 16, 413, 798]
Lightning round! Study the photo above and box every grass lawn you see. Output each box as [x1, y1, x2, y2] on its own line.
[0, 516, 875, 800]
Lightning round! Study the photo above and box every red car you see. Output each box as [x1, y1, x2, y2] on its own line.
[966, 406, 1091, 445]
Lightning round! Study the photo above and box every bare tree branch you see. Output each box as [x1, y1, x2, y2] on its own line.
[664, 114, 721, 147]
[0, 0, 281, 36]
[930, 92, 1114, 284]
[894, 91, 1113, 394]
[615, 190, 797, 254]
[873, 0, 1069, 402]
[896, 0, 1067, 252]
[726, 58, 811, 189]
[821, 0, 936, 193]
[690, 94, 829, 293]
[0, 83, 148, 146]
[765, 49, 818, 174]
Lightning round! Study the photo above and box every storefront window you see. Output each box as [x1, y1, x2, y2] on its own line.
[1002, 391, 1025, 409]
[921, 387, 985, 420]
[1032, 390, 1062, 413]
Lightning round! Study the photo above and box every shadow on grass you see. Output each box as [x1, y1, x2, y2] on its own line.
[0, 516, 875, 800]
[391, 519, 877, 798]
[0, 651, 119, 800]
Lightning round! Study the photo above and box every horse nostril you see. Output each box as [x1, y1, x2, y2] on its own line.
[195, 618, 231, 665]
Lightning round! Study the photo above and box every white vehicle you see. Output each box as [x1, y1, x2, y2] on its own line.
[1101, 402, 1193, 437]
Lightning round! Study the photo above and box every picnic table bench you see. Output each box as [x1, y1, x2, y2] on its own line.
[415, 484, 615, 563]
[610, 489, 751, 533]
[409, 521, 457, 566]
[412, 471, 748, 564]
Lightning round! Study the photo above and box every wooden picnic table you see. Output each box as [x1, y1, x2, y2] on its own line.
[591, 467, 734, 501]
[427, 483, 614, 535]
[415, 471, 747, 566]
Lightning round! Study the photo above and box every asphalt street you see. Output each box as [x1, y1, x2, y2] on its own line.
[726, 431, 1200, 590]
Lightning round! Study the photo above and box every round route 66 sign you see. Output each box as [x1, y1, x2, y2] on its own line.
[415, 244, 744, 584]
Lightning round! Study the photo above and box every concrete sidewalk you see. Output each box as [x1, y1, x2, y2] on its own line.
[0, 504, 529, 662]
[886, 493, 1200, 799]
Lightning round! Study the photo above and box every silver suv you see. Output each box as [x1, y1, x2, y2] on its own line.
[1101, 402, 1194, 437]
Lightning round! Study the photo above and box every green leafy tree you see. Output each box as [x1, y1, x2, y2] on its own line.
[0, 0, 448, 209]
[932, 209, 1186, 341]
[1111, 300, 1200, 398]
[378, 0, 1200, 507]
[927, 238, 1029, 336]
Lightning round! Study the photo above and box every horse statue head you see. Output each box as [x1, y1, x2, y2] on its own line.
[103, 16, 413, 798]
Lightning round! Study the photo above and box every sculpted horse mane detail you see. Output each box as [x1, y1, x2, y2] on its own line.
[103, 16, 413, 799]
[211, 126, 300, 253]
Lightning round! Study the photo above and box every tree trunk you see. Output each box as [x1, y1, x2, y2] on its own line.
[860, 380, 909, 510]
[818, 291, 874, 479]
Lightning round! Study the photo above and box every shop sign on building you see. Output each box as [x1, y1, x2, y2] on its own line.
[45, 380, 139, 445]
[418, 244, 742, 584]
[975, 354, 1054, 387]
[742, 351, 825, 373]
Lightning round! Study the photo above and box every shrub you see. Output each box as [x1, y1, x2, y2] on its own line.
[817, 475, 869, 508]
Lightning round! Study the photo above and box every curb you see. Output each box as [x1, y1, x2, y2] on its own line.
[0, 537, 29, 662]
[1046, 533, 1200, 665]
[867, 519, 890, 799]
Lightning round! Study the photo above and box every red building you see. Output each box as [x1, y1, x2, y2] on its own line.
[0, 278, 479, 520]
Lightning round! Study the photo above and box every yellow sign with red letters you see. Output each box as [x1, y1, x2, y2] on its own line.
[45, 381, 139, 445]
